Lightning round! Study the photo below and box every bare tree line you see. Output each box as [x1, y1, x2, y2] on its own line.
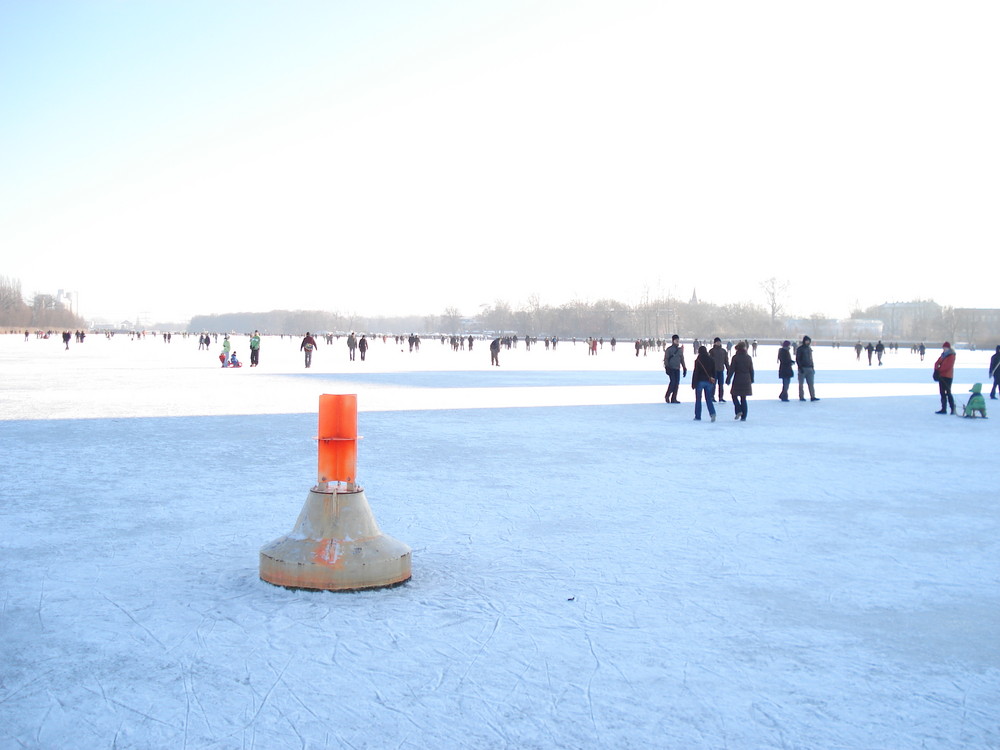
[4, 272, 993, 344]
[0, 275, 85, 330]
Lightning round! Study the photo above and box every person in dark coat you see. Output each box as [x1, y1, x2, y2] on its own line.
[708, 337, 730, 402]
[796, 335, 819, 401]
[777, 340, 794, 401]
[989, 345, 1000, 400]
[726, 341, 754, 420]
[300, 332, 318, 368]
[663, 334, 687, 404]
[358, 335, 368, 361]
[691, 346, 717, 422]
[490, 337, 501, 367]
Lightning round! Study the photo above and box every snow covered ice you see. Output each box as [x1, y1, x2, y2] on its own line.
[1, 333, 998, 749]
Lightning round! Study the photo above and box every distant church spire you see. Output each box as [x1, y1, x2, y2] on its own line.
[690, 288, 699, 305]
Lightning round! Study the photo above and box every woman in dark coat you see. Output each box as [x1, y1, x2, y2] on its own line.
[777, 340, 794, 401]
[726, 341, 755, 420]
[690, 345, 717, 422]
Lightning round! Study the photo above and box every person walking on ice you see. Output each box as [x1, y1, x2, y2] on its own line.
[663, 334, 687, 404]
[691, 345, 717, 422]
[933, 342, 956, 414]
[709, 337, 729, 403]
[300, 332, 318, 369]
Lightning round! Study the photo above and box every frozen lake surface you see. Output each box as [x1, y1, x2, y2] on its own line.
[1, 333, 998, 749]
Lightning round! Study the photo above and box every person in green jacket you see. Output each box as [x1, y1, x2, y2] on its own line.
[963, 383, 987, 418]
[249, 330, 261, 367]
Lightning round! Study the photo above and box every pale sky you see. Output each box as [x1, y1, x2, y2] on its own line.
[2, 1, 997, 324]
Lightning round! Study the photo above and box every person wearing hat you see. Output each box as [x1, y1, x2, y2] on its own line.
[777, 340, 794, 401]
[963, 383, 987, 418]
[933, 342, 956, 414]
[795, 335, 819, 401]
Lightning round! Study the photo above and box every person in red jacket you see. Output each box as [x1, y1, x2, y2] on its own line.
[933, 342, 956, 414]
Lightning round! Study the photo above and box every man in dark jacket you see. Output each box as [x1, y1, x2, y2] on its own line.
[990, 345, 1000, 400]
[300, 332, 318, 369]
[663, 334, 687, 404]
[777, 340, 794, 401]
[709, 337, 730, 402]
[796, 335, 819, 401]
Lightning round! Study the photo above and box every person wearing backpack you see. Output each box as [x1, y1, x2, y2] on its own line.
[300, 332, 318, 369]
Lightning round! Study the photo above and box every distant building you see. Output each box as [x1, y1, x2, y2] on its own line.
[786, 318, 883, 342]
[874, 301, 942, 340]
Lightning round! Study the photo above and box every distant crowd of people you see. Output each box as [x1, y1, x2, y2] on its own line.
[18, 328, 999, 418]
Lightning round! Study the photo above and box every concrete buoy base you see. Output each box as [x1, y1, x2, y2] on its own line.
[260, 485, 411, 591]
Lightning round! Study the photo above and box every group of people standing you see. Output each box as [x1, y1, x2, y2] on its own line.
[666, 335, 820, 422]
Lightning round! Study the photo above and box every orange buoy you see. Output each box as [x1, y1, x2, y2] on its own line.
[259, 394, 411, 591]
